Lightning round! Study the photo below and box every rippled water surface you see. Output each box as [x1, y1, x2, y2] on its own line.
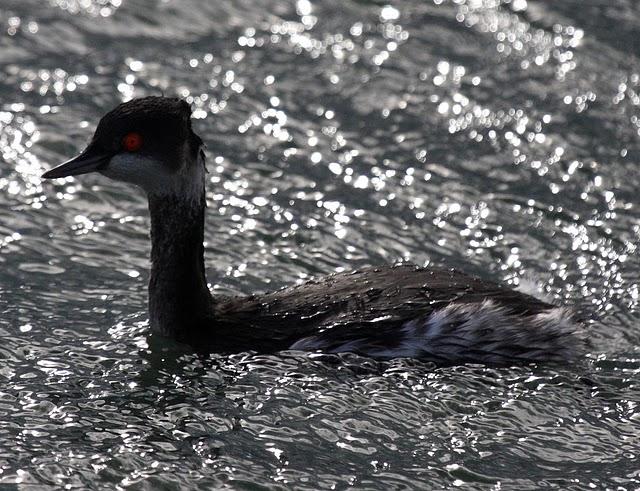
[1, 0, 639, 488]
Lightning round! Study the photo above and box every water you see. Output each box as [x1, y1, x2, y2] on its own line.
[1, 0, 639, 488]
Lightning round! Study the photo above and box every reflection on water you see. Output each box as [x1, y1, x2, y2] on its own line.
[0, 0, 639, 488]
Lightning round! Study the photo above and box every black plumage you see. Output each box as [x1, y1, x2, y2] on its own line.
[212, 264, 556, 351]
[42, 97, 585, 364]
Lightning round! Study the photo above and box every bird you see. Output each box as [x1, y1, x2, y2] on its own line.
[42, 96, 585, 364]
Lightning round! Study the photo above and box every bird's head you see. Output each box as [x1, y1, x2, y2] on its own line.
[42, 96, 205, 198]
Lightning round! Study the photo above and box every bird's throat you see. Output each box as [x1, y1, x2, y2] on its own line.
[147, 192, 212, 339]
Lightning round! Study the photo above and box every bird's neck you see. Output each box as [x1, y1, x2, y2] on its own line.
[147, 190, 213, 340]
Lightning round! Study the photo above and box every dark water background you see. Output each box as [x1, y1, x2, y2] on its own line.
[1, 0, 639, 488]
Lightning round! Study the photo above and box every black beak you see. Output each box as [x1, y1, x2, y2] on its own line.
[42, 147, 112, 179]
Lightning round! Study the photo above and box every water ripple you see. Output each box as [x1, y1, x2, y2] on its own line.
[0, 0, 639, 488]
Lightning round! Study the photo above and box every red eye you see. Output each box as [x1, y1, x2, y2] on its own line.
[123, 132, 142, 152]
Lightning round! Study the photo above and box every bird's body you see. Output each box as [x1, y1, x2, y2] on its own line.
[43, 96, 585, 364]
[212, 265, 579, 363]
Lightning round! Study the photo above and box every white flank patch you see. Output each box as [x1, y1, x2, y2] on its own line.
[291, 300, 584, 363]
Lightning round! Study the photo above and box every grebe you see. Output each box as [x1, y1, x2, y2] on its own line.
[42, 97, 584, 364]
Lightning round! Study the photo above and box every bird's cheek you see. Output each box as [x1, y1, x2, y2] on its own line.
[100, 154, 163, 192]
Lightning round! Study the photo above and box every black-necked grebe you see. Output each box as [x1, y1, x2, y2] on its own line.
[42, 96, 584, 364]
